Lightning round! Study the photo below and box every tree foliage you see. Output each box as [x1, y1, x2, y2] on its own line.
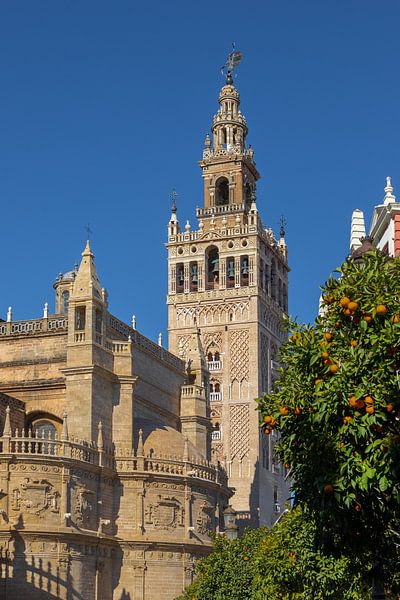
[258, 251, 400, 592]
[176, 509, 370, 600]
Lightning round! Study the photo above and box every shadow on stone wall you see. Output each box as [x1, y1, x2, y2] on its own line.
[0, 530, 123, 600]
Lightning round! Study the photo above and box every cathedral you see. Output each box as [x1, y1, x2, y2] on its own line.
[0, 64, 289, 600]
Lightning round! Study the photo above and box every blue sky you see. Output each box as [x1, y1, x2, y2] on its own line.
[1, 1, 400, 342]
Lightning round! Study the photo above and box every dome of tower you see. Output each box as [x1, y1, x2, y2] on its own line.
[134, 417, 204, 461]
[219, 84, 240, 101]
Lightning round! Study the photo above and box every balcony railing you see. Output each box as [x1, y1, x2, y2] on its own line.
[210, 392, 222, 402]
[208, 361, 221, 371]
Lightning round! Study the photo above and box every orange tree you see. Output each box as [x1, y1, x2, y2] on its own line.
[258, 251, 400, 594]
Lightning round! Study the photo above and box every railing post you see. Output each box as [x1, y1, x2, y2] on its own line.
[97, 421, 104, 468]
[2, 406, 11, 453]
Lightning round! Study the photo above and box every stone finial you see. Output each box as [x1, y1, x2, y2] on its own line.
[43, 302, 48, 319]
[158, 332, 163, 347]
[183, 437, 189, 461]
[185, 220, 191, 232]
[97, 421, 104, 450]
[350, 209, 366, 253]
[3, 406, 11, 437]
[198, 219, 204, 231]
[137, 429, 144, 457]
[132, 315, 136, 330]
[204, 134, 211, 149]
[384, 176, 396, 205]
[61, 411, 69, 441]
[6, 307, 12, 323]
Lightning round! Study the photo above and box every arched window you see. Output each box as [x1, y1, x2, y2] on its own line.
[227, 257, 235, 288]
[215, 178, 229, 206]
[176, 263, 184, 293]
[62, 290, 70, 314]
[212, 422, 221, 441]
[240, 256, 249, 286]
[206, 246, 219, 290]
[190, 261, 198, 292]
[245, 182, 252, 209]
[32, 420, 57, 455]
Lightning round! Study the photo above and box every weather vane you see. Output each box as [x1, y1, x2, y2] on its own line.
[85, 223, 92, 240]
[221, 43, 243, 84]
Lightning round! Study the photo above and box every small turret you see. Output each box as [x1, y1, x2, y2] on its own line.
[168, 189, 181, 237]
[383, 176, 396, 205]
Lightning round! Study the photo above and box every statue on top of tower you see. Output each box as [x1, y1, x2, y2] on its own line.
[221, 44, 243, 85]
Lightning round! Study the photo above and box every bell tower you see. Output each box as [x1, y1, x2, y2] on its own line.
[167, 52, 290, 529]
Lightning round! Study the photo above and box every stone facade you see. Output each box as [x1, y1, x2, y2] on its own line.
[0, 242, 230, 599]
[167, 78, 290, 529]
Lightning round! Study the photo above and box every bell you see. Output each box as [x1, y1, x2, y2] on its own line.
[211, 258, 219, 274]
[177, 269, 184, 284]
[241, 260, 249, 275]
[227, 261, 235, 278]
[191, 266, 198, 283]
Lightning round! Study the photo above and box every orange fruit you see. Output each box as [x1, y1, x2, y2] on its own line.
[343, 416, 352, 424]
[335, 321, 341, 329]
[321, 351, 329, 359]
[324, 332, 333, 342]
[324, 359, 332, 365]
[350, 340, 358, 347]
[348, 301, 359, 311]
[376, 304, 387, 315]
[348, 396, 358, 408]
[386, 403, 394, 413]
[340, 297, 350, 307]
[366, 406, 374, 414]
[365, 395, 374, 405]
[355, 503, 361, 512]
[315, 379, 323, 385]
[344, 308, 351, 316]
[329, 364, 339, 373]
[264, 428, 271, 435]
[356, 399, 365, 409]
[294, 407, 302, 415]
[279, 406, 289, 416]
[363, 315, 372, 323]
[284, 462, 290, 468]
[264, 415, 272, 423]
[393, 314, 400, 324]
[324, 484, 334, 495]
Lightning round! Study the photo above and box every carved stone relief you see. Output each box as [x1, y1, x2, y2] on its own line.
[11, 478, 60, 517]
[145, 495, 184, 530]
[196, 499, 214, 536]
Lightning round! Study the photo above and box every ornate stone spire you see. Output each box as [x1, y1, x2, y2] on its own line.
[72, 240, 103, 300]
[383, 176, 396, 205]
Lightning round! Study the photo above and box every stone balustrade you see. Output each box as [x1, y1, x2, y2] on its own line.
[0, 430, 115, 469]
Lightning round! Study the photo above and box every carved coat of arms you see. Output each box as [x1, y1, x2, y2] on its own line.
[11, 478, 60, 517]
